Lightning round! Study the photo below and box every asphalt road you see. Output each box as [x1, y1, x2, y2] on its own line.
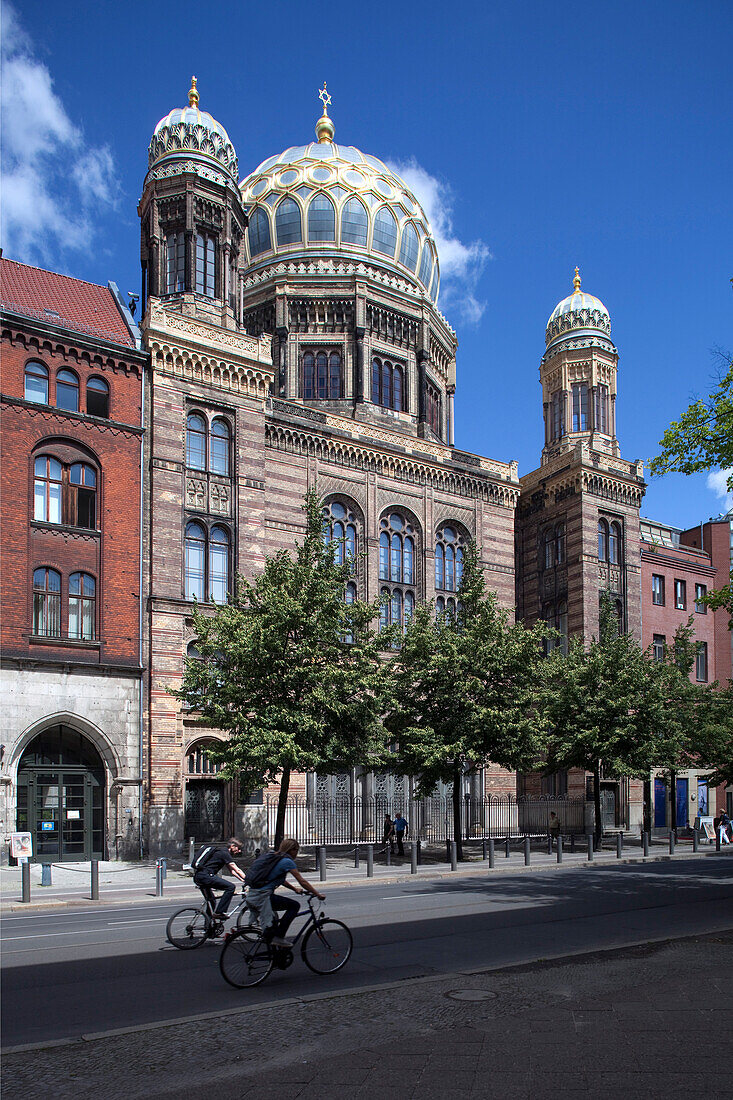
[3, 856, 732, 1049]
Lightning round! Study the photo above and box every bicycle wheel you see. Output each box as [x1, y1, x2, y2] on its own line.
[220, 931, 273, 988]
[301, 919, 353, 974]
[166, 906, 209, 949]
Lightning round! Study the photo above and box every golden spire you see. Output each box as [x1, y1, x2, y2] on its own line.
[573, 266, 581, 293]
[315, 81, 335, 143]
[188, 76, 199, 109]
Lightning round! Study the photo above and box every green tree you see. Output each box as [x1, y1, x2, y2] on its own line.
[384, 544, 550, 859]
[543, 591, 674, 847]
[174, 491, 387, 848]
[649, 353, 733, 621]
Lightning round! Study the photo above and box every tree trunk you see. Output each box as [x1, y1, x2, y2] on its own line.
[452, 764, 464, 861]
[669, 769, 677, 839]
[643, 778, 652, 837]
[593, 760, 602, 850]
[274, 766, 291, 850]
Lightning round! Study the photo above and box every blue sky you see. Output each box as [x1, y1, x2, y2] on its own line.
[2, 0, 731, 529]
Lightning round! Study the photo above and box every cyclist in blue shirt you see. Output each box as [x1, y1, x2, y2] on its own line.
[247, 837, 324, 947]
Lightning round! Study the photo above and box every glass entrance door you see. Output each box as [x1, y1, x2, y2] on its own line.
[29, 771, 94, 860]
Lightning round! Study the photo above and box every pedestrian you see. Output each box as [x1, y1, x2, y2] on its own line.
[718, 810, 732, 845]
[549, 812, 561, 849]
[382, 814, 395, 854]
[393, 811, 409, 856]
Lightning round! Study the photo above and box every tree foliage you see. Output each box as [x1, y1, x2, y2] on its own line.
[384, 544, 550, 857]
[173, 491, 387, 847]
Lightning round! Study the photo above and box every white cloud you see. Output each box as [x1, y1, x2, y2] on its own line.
[387, 157, 492, 326]
[707, 469, 733, 512]
[0, 0, 118, 265]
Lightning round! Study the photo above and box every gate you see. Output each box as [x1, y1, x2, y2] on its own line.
[185, 780, 224, 842]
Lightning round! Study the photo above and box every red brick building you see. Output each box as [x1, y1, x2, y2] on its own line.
[0, 258, 147, 861]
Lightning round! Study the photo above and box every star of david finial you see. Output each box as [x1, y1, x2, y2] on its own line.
[318, 82, 332, 115]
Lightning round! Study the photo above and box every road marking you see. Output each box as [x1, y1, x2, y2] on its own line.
[106, 918, 169, 926]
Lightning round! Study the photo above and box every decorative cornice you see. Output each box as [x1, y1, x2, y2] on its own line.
[1, 313, 145, 371]
[0, 395, 144, 437]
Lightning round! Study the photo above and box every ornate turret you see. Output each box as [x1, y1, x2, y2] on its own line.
[138, 79, 246, 329]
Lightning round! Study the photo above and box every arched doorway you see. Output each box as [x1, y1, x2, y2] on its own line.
[184, 740, 226, 843]
[16, 725, 106, 861]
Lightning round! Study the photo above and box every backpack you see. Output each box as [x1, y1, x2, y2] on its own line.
[192, 844, 216, 873]
[244, 850, 287, 888]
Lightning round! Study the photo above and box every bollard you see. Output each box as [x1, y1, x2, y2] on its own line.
[450, 841, 457, 871]
[643, 831, 649, 856]
[524, 836, 531, 866]
[161, 858, 167, 879]
[570, 834, 576, 853]
[386, 845, 391, 867]
[155, 859, 164, 896]
[693, 829, 699, 853]
[482, 838, 488, 861]
[669, 832, 675, 855]
[417, 839, 422, 866]
[557, 835, 563, 864]
[21, 860, 31, 903]
[91, 859, 99, 900]
[547, 833, 552, 856]
[366, 844, 374, 878]
[616, 833, 623, 860]
[188, 837, 195, 865]
[318, 846, 327, 881]
[715, 829, 721, 853]
[446, 839, 451, 865]
[488, 838, 495, 868]
[587, 834, 594, 861]
[41, 863, 52, 887]
[410, 841, 418, 875]
[354, 847, 360, 869]
[505, 836, 510, 859]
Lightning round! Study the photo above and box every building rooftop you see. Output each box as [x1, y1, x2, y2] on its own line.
[0, 257, 135, 347]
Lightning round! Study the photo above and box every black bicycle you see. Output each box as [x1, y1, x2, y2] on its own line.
[166, 886, 251, 949]
[219, 894, 353, 988]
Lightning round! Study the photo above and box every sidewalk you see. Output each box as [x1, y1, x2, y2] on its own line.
[1, 838, 728, 910]
[3, 928, 732, 1098]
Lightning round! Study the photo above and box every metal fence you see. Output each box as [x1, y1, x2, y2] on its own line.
[264, 795, 588, 846]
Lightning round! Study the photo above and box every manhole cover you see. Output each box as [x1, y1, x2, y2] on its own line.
[446, 989, 498, 1002]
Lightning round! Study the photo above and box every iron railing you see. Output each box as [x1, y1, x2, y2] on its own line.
[263, 795, 587, 846]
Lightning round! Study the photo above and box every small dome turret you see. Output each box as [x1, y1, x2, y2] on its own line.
[146, 77, 239, 186]
[545, 268, 611, 353]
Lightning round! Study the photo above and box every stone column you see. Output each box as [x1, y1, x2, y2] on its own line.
[276, 326, 288, 398]
[447, 385, 456, 446]
[355, 326, 365, 403]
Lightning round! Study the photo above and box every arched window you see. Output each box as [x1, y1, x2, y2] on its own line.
[187, 740, 224, 775]
[56, 369, 79, 412]
[572, 382, 589, 431]
[595, 384, 609, 433]
[556, 523, 566, 564]
[598, 519, 609, 562]
[308, 194, 335, 241]
[69, 463, 97, 529]
[302, 349, 341, 399]
[418, 245, 433, 288]
[87, 377, 109, 418]
[275, 198, 302, 245]
[209, 418, 230, 476]
[609, 522, 622, 565]
[372, 206, 398, 257]
[341, 197, 368, 246]
[34, 456, 63, 523]
[322, 500, 358, 573]
[426, 382, 442, 436]
[33, 568, 61, 636]
[371, 357, 405, 411]
[399, 223, 419, 271]
[379, 512, 417, 632]
[195, 233, 216, 297]
[209, 526, 230, 603]
[436, 595, 458, 621]
[186, 413, 207, 470]
[543, 599, 568, 655]
[166, 231, 185, 292]
[543, 523, 565, 569]
[185, 521, 206, 601]
[550, 391, 565, 440]
[429, 266, 440, 299]
[68, 572, 96, 640]
[435, 525, 465, 592]
[25, 361, 48, 404]
[543, 528, 555, 571]
[248, 208, 271, 256]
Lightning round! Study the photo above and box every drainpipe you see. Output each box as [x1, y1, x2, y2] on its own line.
[138, 364, 146, 860]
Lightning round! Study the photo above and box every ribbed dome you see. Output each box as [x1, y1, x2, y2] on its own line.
[239, 134, 440, 302]
[147, 78, 238, 185]
[545, 270, 611, 351]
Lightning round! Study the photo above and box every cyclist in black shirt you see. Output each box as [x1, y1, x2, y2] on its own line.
[193, 837, 246, 917]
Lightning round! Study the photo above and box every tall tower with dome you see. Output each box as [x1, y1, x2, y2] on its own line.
[139, 83, 521, 855]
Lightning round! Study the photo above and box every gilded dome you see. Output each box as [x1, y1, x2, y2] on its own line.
[545, 268, 611, 351]
[146, 78, 238, 186]
[239, 100, 440, 301]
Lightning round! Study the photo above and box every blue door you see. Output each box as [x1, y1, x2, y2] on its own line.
[654, 778, 667, 827]
[676, 779, 689, 828]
